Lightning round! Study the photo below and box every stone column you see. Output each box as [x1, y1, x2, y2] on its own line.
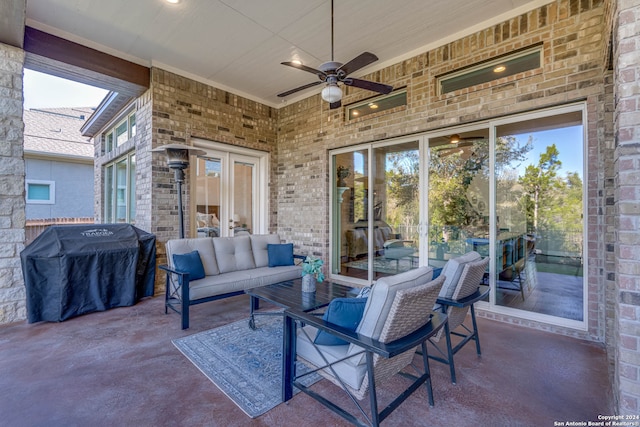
[0, 43, 26, 324]
[614, 0, 640, 415]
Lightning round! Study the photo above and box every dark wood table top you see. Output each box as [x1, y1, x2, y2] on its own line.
[247, 278, 356, 312]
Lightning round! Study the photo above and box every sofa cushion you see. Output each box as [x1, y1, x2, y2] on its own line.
[438, 251, 481, 299]
[188, 265, 301, 300]
[314, 297, 368, 346]
[249, 234, 282, 267]
[172, 250, 206, 281]
[213, 235, 256, 273]
[267, 243, 294, 267]
[166, 237, 219, 276]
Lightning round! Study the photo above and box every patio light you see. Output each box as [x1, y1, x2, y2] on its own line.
[152, 144, 206, 239]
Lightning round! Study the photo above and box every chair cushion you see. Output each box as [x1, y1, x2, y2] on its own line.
[213, 235, 256, 273]
[438, 251, 481, 299]
[356, 266, 434, 341]
[172, 250, 206, 281]
[267, 243, 294, 267]
[250, 234, 282, 268]
[314, 298, 368, 346]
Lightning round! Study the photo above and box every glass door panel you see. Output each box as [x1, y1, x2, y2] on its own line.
[427, 130, 490, 270]
[371, 141, 420, 279]
[231, 160, 254, 236]
[495, 111, 584, 321]
[333, 150, 370, 280]
[332, 141, 420, 282]
[194, 150, 260, 237]
[194, 157, 222, 237]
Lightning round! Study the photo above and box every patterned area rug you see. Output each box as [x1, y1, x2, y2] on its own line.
[172, 316, 320, 418]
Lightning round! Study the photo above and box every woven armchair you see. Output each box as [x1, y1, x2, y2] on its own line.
[283, 269, 447, 427]
[427, 255, 490, 384]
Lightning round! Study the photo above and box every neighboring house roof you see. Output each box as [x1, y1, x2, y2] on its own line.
[23, 107, 95, 160]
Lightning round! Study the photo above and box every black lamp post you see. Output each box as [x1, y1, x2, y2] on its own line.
[152, 144, 206, 238]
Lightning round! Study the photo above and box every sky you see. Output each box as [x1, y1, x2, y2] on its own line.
[23, 69, 109, 110]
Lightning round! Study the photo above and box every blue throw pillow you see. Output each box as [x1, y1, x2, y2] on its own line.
[314, 297, 368, 346]
[172, 250, 205, 281]
[267, 243, 294, 267]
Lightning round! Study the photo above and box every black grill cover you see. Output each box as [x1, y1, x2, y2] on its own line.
[21, 224, 156, 323]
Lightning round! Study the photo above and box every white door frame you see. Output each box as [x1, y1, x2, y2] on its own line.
[190, 139, 269, 236]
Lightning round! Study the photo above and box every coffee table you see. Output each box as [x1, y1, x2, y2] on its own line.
[246, 278, 355, 330]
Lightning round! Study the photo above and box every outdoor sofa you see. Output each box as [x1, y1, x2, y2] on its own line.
[161, 233, 302, 329]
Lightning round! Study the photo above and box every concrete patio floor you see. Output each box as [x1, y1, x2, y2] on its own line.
[0, 294, 613, 427]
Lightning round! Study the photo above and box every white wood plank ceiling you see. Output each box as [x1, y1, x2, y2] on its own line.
[26, 0, 548, 108]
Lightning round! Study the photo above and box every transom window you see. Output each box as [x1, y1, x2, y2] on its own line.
[104, 111, 136, 153]
[438, 46, 542, 94]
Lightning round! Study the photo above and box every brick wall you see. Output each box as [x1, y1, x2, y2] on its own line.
[130, 69, 279, 293]
[0, 43, 26, 324]
[277, 0, 610, 341]
[614, 0, 640, 414]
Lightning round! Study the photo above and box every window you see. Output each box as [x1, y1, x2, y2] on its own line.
[347, 90, 407, 121]
[104, 153, 135, 224]
[26, 180, 55, 204]
[438, 46, 542, 94]
[103, 110, 136, 153]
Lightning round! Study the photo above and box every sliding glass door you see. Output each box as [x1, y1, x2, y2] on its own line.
[330, 104, 586, 329]
[494, 108, 585, 322]
[332, 140, 420, 282]
[427, 130, 490, 269]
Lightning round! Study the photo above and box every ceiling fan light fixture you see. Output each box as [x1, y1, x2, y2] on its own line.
[450, 134, 461, 144]
[322, 84, 342, 103]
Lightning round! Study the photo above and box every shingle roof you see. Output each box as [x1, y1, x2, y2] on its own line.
[23, 107, 95, 159]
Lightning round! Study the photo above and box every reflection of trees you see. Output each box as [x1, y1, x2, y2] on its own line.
[385, 150, 419, 240]
[519, 144, 583, 254]
[429, 137, 530, 242]
[519, 144, 561, 232]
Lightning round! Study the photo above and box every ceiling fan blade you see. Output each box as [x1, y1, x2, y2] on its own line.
[337, 52, 378, 76]
[277, 81, 323, 98]
[344, 78, 393, 94]
[329, 100, 341, 109]
[281, 61, 325, 77]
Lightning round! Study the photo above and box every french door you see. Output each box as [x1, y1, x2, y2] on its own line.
[190, 140, 268, 237]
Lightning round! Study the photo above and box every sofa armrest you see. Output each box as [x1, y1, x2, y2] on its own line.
[159, 264, 191, 329]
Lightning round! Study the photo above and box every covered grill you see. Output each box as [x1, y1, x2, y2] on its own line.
[21, 224, 156, 323]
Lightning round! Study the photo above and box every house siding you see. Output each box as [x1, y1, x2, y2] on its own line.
[25, 158, 94, 219]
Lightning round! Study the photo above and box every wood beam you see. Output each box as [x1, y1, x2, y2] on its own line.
[23, 26, 149, 97]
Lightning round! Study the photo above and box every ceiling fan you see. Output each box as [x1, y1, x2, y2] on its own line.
[277, 0, 393, 109]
